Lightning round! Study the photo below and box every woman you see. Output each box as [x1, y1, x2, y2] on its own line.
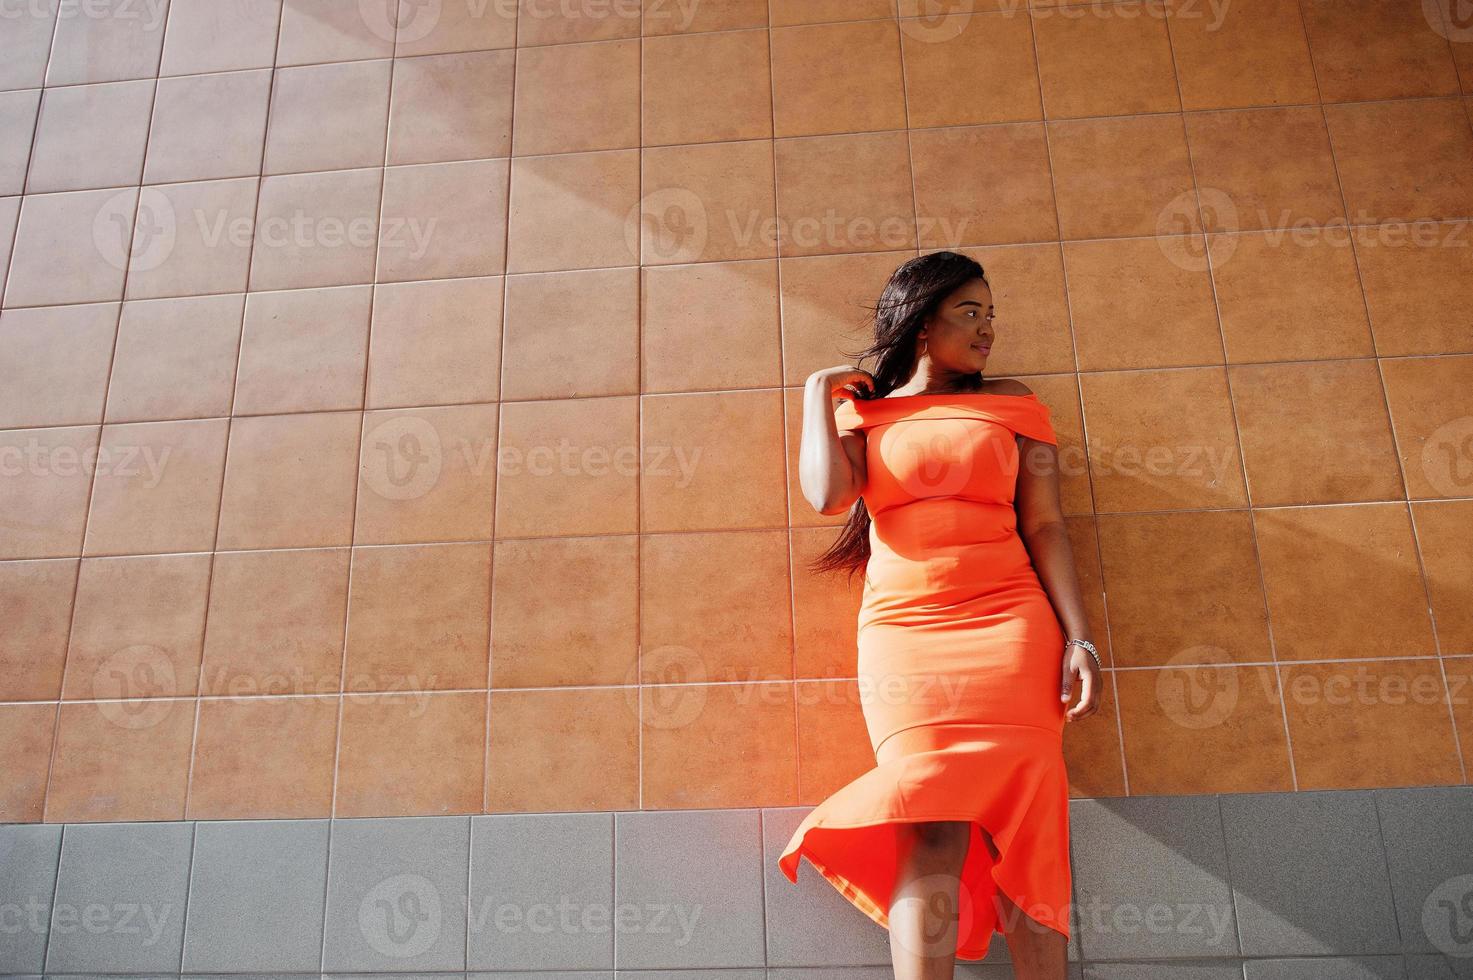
[777, 250, 1102, 980]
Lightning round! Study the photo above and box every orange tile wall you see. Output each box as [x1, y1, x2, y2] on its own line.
[1, 0, 1472, 823]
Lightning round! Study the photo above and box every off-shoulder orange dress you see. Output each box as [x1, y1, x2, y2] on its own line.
[778, 391, 1072, 961]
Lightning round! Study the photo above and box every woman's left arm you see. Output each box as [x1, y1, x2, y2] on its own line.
[1015, 433, 1102, 721]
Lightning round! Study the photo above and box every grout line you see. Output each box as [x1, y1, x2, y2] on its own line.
[763, 0, 804, 809]
[187, 0, 288, 820]
[26, 0, 72, 831]
[324, 0, 401, 823]
[483, 0, 522, 818]
[11, 349, 1473, 436]
[1023, 0, 1132, 795]
[634, 0, 645, 815]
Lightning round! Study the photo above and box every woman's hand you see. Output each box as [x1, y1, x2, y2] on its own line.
[1060, 643, 1101, 721]
[808, 366, 877, 401]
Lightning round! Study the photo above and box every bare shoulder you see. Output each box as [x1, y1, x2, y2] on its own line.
[981, 377, 1033, 397]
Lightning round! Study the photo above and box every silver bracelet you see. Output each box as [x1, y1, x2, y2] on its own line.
[1064, 637, 1102, 672]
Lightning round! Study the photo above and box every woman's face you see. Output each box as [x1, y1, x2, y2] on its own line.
[918, 278, 995, 373]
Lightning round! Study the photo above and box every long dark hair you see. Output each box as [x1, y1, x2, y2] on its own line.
[808, 250, 991, 578]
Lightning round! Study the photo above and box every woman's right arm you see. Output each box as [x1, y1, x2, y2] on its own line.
[799, 367, 874, 515]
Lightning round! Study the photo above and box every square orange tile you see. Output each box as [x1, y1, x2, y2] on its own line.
[1115, 664, 1293, 794]
[160, 0, 281, 75]
[487, 688, 638, 812]
[1299, 0, 1460, 102]
[1047, 114, 1197, 239]
[770, 0, 895, 26]
[336, 691, 486, 817]
[216, 411, 363, 550]
[0, 302, 118, 428]
[641, 529, 794, 683]
[1411, 500, 1473, 654]
[1062, 671, 1125, 798]
[900, 10, 1042, 128]
[494, 395, 639, 537]
[1062, 237, 1222, 371]
[63, 554, 211, 702]
[1032, 0, 1180, 118]
[236, 286, 371, 416]
[771, 19, 906, 137]
[355, 403, 498, 544]
[145, 70, 272, 184]
[641, 680, 798, 808]
[1356, 233, 1473, 357]
[1280, 659, 1461, 789]
[250, 169, 383, 292]
[0, 558, 77, 701]
[126, 179, 259, 301]
[395, 0, 518, 55]
[188, 694, 339, 819]
[641, 29, 773, 145]
[506, 149, 642, 273]
[107, 295, 244, 423]
[791, 527, 864, 679]
[1207, 231, 1372, 363]
[387, 50, 515, 166]
[640, 140, 778, 264]
[641, 259, 782, 392]
[0, 425, 98, 560]
[641, 388, 790, 531]
[513, 39, 640, 155]
[368, 277, 504, 408]
[1380, 354, 1473, 501]
[277, 0, 395, 65]
[200, 548, 351, 698]
[0, 702, 54, 821]
[795, 678, 875, 802]
[910, 123, 1059, 247]
[84, 419, 230, 557]
[1164, 0, 1318, 110]
[265, 60, 392, 175]
[501, 268, 641, 399]
[1324, 98, 1473, 225]
[774, 131, 916, 257]
[520, 0, 641, 44]
[1254, 503, 1436, 660]
[378, 159, 510, 282]
[1230, 359, 1404, 506]
[1079, 368, 1247, 512]
[490, 535, 639, 688]
[1097, 511, 1270, 667]
[642, 0, 768, 34]
[345, 543, 491, 692]
[777, 250, 913, 386]
[46, 698, 195, 822]
[1183, 106, 1344, 233]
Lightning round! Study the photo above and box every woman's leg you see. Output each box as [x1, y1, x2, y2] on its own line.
[888, 820, 972, 980]
[996, 887, 1068, 980]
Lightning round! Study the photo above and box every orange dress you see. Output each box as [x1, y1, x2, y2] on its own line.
[777, 391, 1072, 961]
